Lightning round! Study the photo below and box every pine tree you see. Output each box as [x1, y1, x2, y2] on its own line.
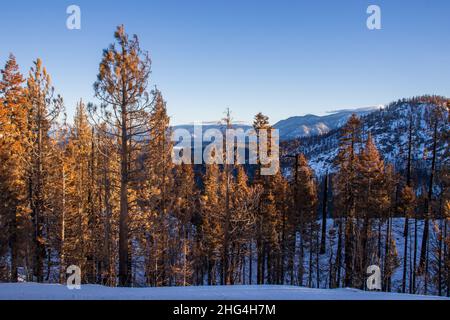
[400, 184, 416, 292]
[354, 134, 389, 288]
[272, 170, 289, 284]
[230, 166, 261, 285]
[319, 173, 329, 255]
[95, 122, 121, 286]
[173, 163, 197, 286]
[62, 101, 99, 283]
[46, 121, 70, 283]
[0, 55, 29, 281]
[26, 58, 64, 282]
[291, 154, 318, 287]
[138, 91, 174, 286]
[201, 157, 221, 285]
[252, 112, 279, 285]
[334, 114, 361, 288]
[90, 25, 153, 286]
[220, 109, 234, 285]
[382, 164, 399, 292]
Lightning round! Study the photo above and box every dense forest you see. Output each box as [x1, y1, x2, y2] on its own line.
[0, 26, 449, 296]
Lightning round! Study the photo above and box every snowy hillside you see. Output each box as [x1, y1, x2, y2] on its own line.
[0, 283, 447, 300]
[282, 97, 448, 176]
[274, 107, 379, 140]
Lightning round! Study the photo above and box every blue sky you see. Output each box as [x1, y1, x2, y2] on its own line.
[1, 0, 449, 125]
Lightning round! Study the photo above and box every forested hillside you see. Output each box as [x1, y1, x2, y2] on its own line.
[282, 96, 449, 176]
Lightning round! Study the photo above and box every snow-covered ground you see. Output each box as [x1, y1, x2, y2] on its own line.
[0, 283, 448, 300]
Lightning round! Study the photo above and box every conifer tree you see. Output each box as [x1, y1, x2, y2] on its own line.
[334, 114, 361, 287]
[26, 58, 64, 282]
[0, 55, 29, 281]
[62, 101, 98, 283]
[291, 154, 318, 287]
[230, 166, 260, 284]
[90, 25, 153, 286]
[400, 184, 416, 292]
[95, 122, 121, 286]
[354, 134, 389, 288]
[320, 173, 329, 255]
[220, 109, 234, 285]
[252, 112, 278, 285]
[173, 163, 197, 286]
[382, 164, 399, 292]
[139, 91, 174, 286]
[201, 157, 222, 285]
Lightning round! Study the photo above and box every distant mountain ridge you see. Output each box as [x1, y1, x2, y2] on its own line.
[172, 123, 252, 142]
[172, 106, 381, 141]
[273, 106, 381, 140]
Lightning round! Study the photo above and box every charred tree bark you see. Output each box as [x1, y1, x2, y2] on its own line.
[402, 112, 413, 293]
[320, 174, 329, 255]
[419, 119, 438, 272]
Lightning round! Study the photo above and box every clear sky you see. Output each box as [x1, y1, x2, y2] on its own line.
[1, 0, 449, 125]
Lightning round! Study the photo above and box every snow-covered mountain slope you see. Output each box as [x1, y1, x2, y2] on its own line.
[282, 97, 448, 176]
[274, 107, 379, 140]
[0, 283, 447, 300]
[171, 107, 377, 141]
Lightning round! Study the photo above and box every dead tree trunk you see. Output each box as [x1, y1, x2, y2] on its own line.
[419, 119, 438, 272]
[320, 173, 329, 255]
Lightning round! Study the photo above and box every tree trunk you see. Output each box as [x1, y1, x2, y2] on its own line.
[249, 241, 253, 285]
[320, 174, 328, 255]
[222, 164, 231, 285]
[412, 216, 418, 293]
[403, 111, 413, 292]
[419, 120, 438, 271]
[118, 104, 130, 287]
[9, 208, 18, 282]
[32, 115, 45, 282]
[335, 219, 343, 287]
[344, 218, 354, 287]
[402, 217, 409, 293]
[59, 165, 66, 284]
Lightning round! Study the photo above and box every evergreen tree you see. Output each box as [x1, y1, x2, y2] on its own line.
[138, 91, 174, 286]
[173, 163, 197, 286]
[200, 157, 221, 285]
[62, 101, 99, 283]
[354, 134, 389, 288]
[90, 25, 153, 286]
[252, 112, 281, 285]
[26, 58, 64, 282]
[0, 55, 29, 281]
[334, 114, 361, 288]
[291, 154, 318, 287]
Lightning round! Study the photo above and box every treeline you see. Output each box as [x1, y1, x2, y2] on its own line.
[0, 26, 449, 296]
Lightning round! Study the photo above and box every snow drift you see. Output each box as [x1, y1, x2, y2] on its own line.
[0, 283, 447, 300]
